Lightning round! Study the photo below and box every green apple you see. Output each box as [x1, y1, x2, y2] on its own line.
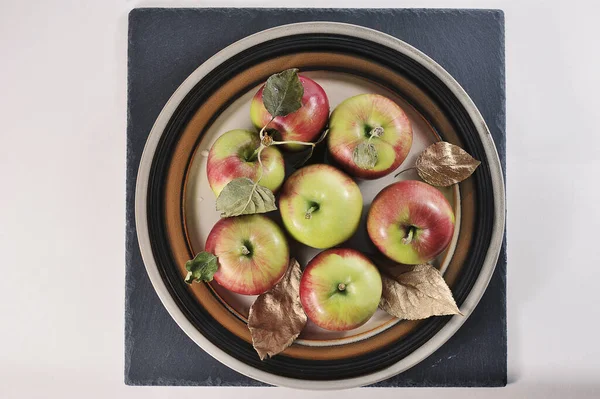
[300, 248, 382, 331]
[205, 215, 289, 295]
[207, 129, 285, 196]
[328, 94, 413, 179]
[278, 164, 363, 249]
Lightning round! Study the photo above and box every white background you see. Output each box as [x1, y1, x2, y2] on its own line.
[1, 0, 599, 398]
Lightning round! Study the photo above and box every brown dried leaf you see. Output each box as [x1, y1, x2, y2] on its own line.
[379, 264, 461, 320]
[415, 142, 481, 187]
[248, 258, 307, 360]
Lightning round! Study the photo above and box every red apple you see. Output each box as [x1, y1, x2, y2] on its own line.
[250, 75, 329, 151]
[207, 129, 285, 196]
[205, 215, 289, 295]
[300, 248, 382, 331]
[328, 94, 413, 179]
[367, 180, 455, 264]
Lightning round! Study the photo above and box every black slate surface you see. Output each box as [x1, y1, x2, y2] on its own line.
[126, 8, 506, 387]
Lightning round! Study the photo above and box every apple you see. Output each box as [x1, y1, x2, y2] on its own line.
[300, 248, 382, 331]
[250, 75, 329, 151]
[205, 214, 289, 295]
[327, 94, 413, 179]
[207, 129, 285, 196]
[279, 164, 362, 249]
[367, 180, 455, 264]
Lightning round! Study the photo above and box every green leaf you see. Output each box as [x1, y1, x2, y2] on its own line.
[184, 252, 218, 284]
[262, 68, 304, 118]
[353, 142, 378, 169]
[216, 177, 277, 218]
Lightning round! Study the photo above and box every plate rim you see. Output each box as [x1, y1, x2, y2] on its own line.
[135, 21, 505, 389]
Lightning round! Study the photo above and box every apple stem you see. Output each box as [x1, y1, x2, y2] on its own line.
[394, 167, 417, 178]
[259, 117, 275, 140]
[368, 126, 384, 140]
[305, 205, 318, 219]
[403, 226, 416, 244]
[255, 146, 265, 183]
[239, 146, 266, 213]
[272, 139, 316, 148]
[338, 283, 346, 291]
[248, 145, 262, 161]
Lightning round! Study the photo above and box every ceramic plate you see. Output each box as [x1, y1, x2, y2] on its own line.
[135, 22, 505, 389]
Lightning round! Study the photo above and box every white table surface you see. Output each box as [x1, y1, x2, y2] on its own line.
[1, 0, 599, 398]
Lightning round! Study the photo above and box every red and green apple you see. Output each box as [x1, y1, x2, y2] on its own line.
[327, 94, 413, 179]
[367, 180, 455, 264]
[250, 74, 329, 151]
[205, 214, 289, 295]
[207, 129, 285, 196]
[279, 164, 363, 249]
[300, 248, 382, 331]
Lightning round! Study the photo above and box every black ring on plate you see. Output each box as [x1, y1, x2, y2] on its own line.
[145, 33, 493, 380]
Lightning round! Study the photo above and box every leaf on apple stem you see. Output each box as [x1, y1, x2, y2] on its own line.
[262, 68, 304, 118]
[353, 142, 378, 170]
[415, 142, 481, 187]
[216, 177, 277, 218]
[184, 251, 218, 284]
[379, 264, 462, 320]
[248, 258, 307, 360]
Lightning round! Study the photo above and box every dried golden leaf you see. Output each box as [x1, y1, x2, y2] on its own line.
[379, 264, 461, 320]
[248, 259, 307, 360]
[415, 142, 481, 187]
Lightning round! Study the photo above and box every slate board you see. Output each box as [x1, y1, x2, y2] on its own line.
[126, 8, 506, 387]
